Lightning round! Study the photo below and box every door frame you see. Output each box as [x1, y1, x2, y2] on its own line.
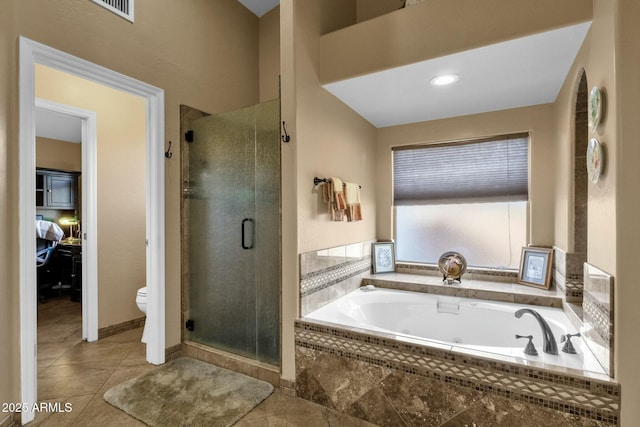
[19, 36, 166, 425]
[35, 98, 99, 342]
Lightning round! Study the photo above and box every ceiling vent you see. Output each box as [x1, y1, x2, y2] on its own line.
[91, 0, 134, 23]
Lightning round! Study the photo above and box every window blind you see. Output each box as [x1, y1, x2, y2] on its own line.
[393, 135, 529, 205]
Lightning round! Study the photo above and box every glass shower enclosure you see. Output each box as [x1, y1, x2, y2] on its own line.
[182, 99, 280, 366]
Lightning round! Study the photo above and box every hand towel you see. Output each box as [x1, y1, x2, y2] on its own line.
[344, 182, 362, 222]
[321, 177, 347, 221]
[331, 177, 347, 211]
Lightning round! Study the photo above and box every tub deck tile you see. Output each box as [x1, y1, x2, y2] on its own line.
[363, 273, 564, 308]
[295, 320, 620, 426]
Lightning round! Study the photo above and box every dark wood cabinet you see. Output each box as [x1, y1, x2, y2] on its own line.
[36, 169, 79, 210]
[56, 242, 82, 302]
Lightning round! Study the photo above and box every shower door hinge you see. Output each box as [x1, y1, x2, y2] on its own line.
[185, 319, 194, 331]
[185, 130, 194, 142]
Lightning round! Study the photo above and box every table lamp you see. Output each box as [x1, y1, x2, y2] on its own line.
[59, 217, 80, 242]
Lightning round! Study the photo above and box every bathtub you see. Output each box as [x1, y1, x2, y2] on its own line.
[304, 286, 605, 374]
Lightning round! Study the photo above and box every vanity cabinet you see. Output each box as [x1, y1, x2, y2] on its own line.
[36, 169, 79, 210]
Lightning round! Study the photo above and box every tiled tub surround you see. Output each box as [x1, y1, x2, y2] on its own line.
[296, 272, 620, 426]
[583, 263, 614, 377]
[369, 268, 566, 309]
[552, 249, 614, 376]
[553, 246, 587, 302]
[300, 241, 373, 316]
[305, 287, 604, 374]
[396, 262, 520, 283]
[295, 320, 619, 426]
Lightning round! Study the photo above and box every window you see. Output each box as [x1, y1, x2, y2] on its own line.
[393, 134, 529, 269]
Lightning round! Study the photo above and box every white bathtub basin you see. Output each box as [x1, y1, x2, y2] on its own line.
[304, 286, 605, 375]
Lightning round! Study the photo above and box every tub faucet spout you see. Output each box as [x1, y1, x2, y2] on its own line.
[514, 308, 558, 355]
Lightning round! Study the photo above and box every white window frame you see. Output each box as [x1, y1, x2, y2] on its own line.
[392, 134, 530, 270]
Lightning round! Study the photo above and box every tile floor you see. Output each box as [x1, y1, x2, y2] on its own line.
[33, 295, 376, 426]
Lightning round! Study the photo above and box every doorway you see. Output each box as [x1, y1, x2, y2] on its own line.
[19, 37, 166, 425]
[35, 98, 98, 341]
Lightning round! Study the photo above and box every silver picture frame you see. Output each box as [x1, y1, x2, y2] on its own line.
[518, 247, 553, 289]
[372, 242, 396, 274]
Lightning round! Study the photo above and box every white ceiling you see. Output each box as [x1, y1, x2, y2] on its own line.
[324, 22, 591, 128]
[36, 107, 82, 143]
[237, 0, 279, 17]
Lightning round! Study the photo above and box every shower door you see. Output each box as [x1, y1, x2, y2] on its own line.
[185, 99, 280, 366]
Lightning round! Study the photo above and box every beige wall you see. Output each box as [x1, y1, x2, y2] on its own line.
[552, 37, 588, 252]
[552, 3, 617, 271]
[279, 0, 377, 380]
[553, 0, 640, 423]
[0, 0, 17, 416]
[376, 105, 557, 246]
[583, 0, 617, 274]
[259, 7, 281, 102]
[279, 0, 297, 381]
[318, 0, 639, 422]
[320, 0, 592, 84]
[291, 0, 375, 255]
[36, 137, 81, 172]
[36, 65, 147, 329]
[356, 0, 405, 23]
[1, 0, 260, 407]
[3, 0, 639, 423]
[615, 0, 640, 424]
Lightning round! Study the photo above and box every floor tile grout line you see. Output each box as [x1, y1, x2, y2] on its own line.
[36, 295, 392, 426]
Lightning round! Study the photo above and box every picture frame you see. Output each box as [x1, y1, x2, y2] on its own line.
[518, 247, 554, 289]
[372, 242, 396, 274]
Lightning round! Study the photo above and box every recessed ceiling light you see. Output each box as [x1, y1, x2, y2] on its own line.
[430, 74, 459, 86]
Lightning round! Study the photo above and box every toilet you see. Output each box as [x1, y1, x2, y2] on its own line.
[135, 286, 149, 343]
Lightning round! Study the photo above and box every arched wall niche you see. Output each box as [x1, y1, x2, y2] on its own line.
[562, 68, 589, 305]
[573, 69, 589, 257]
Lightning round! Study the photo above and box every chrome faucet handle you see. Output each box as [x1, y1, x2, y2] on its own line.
[561, 332, 581, 354]
[516, 334, 538, 356]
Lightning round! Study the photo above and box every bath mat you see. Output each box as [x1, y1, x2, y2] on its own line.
[103, 357, 273, 426]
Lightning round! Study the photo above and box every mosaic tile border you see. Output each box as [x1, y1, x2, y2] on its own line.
[300, 241, 374, 316]
[584, 292, 612, 347]
[295, 320, 620, 424]
[300, 258, 371, 297]
[553, 247, 586, 301]
[567, 252, 587, 281]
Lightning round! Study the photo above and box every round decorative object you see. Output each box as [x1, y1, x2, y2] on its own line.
[588, 86, 602, 132]
[438, 251, 467, 282]
[586, 138, 603, 183]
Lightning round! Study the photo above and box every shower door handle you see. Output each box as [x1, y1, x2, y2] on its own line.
[242, 218, 254, 249]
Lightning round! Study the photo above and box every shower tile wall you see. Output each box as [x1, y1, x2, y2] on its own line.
[300, 241, 373, 316]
